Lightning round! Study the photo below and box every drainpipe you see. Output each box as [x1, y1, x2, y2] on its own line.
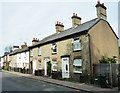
[88, 33, 92, 83]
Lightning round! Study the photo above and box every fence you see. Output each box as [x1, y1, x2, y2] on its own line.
[93, 63, 119, 87]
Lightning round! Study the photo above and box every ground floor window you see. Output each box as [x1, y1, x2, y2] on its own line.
[52, 60, 57, 71]
[38, 60, 41, 69]
[73, 59, 82, 73]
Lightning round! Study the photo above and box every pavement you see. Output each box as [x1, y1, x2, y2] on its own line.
[2, 70, 119, 93]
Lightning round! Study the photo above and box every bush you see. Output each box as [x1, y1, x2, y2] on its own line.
[99, 56, 117, 63]
[4, 66, 9, 71]
[99, 56, 108, 63]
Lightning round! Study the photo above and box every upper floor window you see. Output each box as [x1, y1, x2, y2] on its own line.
[73, 37, 81, 51]
[31, 49, 33, 56]
[51, 43, 57, 54]
[39, 47, 41, 56]
[19, 54, 21, 59]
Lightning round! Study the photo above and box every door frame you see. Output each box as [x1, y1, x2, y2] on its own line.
[62, 57, 70, 78]
[32, 58, 37, 74]
[44, 57, 50, 76]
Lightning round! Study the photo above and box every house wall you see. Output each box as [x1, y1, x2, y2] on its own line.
[31, 33, 90, 80]
[17, 51, 29, 69]
[88, 20, 119, 67]
[21, 51, 29, 69]
[1, 57, 3, 67]
[10, 55, 17, 68]
[17, 53, 21, 68]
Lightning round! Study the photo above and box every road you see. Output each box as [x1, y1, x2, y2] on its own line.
[2, 72, 87, 92]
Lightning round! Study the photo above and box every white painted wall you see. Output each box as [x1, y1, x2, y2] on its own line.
[1, 58, 3, 67]
[7, 55, 9, 62]
[17, 51, 29, 69]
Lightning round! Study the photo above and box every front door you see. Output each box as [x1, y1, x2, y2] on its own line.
[62, 57, 69, 78]
[33, 58, 37, 74]
[44, 58, 49, 76]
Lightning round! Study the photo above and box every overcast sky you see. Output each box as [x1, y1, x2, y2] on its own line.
[0, 0, 119, 56]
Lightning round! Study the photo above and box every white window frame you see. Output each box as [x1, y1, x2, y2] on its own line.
[39, 47, 41, 56]
[38, 60, 41, 69]
[52, 43, 57, 54]
[52, 60, 57, 71]
[72, 37, 81, 51]
[31, 49, 33, 56]
[73, 59, 82, 73]
[19, 53, 21, 59]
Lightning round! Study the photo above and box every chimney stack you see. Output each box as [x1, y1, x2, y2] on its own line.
[13, 46, 19, 51]
[55, 21, 64, 33]
[32, 37, 39, 45]
[21, 42, 27, 49]
[96, 1, 107, 19]
[71, 13, 81, 28]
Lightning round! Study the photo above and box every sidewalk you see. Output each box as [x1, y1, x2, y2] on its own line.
[3, 70, 119, 93]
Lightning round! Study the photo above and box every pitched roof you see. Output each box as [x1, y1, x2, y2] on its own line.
[29, 18, 103, 48]
[9, 17, 118, 55]
[9, 47, 29, 56]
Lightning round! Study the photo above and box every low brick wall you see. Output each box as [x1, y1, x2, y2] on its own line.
[51, 71, 62, 79]
[35, 69, 44, 76]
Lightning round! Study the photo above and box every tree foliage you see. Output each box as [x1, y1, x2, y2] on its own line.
[4, 45, 12, 52]
[99, 56, 117, 63]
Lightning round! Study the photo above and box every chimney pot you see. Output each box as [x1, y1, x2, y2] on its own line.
[57, 21, 58, 24]
[61, 23, 63, 25]
[102, 3, 104, 6]
[73, 13, 75, 16]
[38, 38, 39, 41]
[97, 1, 100, 4]
[59, 22, 60, 24]
[76, 14, 77, 16]
[33, 38, 35, 40]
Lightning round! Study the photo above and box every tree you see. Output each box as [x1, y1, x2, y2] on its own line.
[4, 45, 12, 52]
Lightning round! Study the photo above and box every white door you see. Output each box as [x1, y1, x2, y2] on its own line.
[33, 58, 37, 74]
[62, 57, 69, 78]
[44, 58, 49, 76]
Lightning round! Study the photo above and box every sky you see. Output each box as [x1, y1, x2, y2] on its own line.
[0, 0, 119, 56]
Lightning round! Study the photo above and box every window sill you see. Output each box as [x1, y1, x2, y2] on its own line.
[73, 71, 82, 74]
[52, 70, 57, 72]
[38, 68, 42, 70]
[73, 65, 82, 67]
[73, 49, 82, 52]
[52, 52, 57, 55]
[38, 55, 41, 56]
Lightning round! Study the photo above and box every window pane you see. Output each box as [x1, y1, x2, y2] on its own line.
[39, 47, 41, 55]
[31, 49, 33, 56]
[52, 43, 57, 53]
[73, 59, 82, 66]
[52, 60, 57, 71]
[74, 66, 81, 71]
[39, 61, 41, 68]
